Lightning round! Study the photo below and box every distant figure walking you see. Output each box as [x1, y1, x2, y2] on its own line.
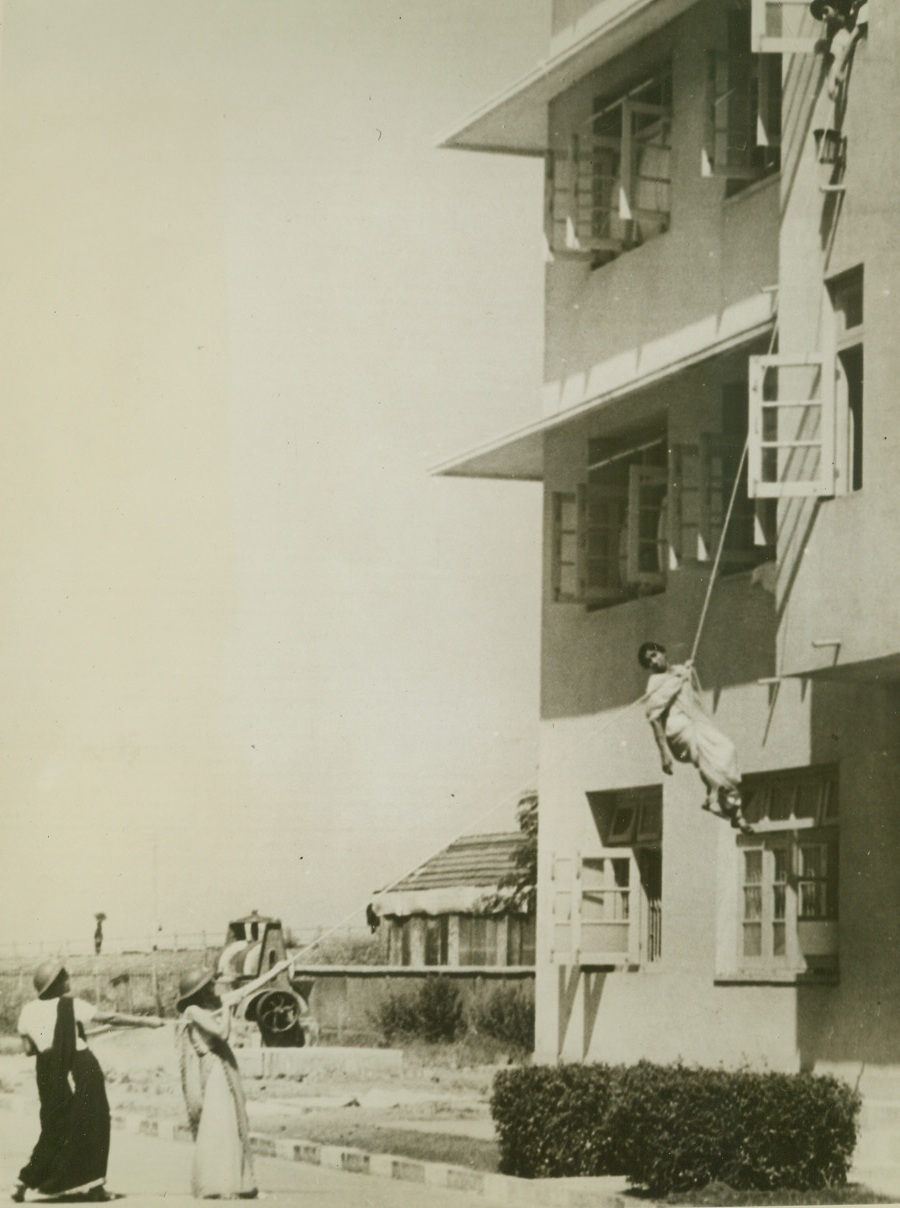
[175, 968, 258, 1200]
[13, 962, 114, 1202]
[638, 641, 752, 833]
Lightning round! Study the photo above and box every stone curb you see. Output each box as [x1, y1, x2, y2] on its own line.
[109, 1112, 631, 1207]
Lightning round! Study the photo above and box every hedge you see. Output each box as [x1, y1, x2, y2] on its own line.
[490, 1061, 861, 1195]
[490, 1063, 624, 1179]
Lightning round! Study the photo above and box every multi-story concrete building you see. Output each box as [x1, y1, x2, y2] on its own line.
[437, 0, 899, 1193]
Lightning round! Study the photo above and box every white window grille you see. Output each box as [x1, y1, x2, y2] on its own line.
[748, 354, 836, 498]
[549, 853, 641, 967]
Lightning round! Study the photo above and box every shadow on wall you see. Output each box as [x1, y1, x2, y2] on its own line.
[556, 965, 608, 1060]
[796, 680, 900, 1069]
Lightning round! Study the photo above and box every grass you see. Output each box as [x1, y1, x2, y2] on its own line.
[281, 1116, 500, 1173]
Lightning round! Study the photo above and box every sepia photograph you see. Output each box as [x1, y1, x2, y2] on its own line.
[1, 1, 897, 1206]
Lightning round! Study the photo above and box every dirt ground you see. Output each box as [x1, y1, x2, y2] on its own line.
[0, 1025, 503, 1173]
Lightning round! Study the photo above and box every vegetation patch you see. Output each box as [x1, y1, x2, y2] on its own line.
[491, 1061, 861, 1196]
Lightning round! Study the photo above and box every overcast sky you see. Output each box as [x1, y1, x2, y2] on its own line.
[0, 0, 548, 952]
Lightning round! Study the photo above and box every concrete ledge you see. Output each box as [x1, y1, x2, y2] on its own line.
[109, 1111, 632, 1206]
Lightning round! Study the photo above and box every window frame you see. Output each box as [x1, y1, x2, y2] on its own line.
[702, 50, 781, 184]
[721, 764, 839, 982]
[548, 64, 673, 262]
[747, 353, 837, 498]
[829, 266, 864, 496]
[750, 0, 820, 54]
[458, 915, 501, 967]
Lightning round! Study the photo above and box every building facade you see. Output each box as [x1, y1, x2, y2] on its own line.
[439, 0, 900, 1191]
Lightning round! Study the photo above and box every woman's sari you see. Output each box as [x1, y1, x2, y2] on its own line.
[19, 996, 111, 1197]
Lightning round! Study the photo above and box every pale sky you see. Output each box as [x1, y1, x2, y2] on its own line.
[0, 0, 548, 952]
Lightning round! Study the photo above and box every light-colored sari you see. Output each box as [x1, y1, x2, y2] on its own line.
[176, 1005, 256, 1199]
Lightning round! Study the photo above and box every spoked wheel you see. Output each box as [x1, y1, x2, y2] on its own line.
[256, 989, 304, 1047]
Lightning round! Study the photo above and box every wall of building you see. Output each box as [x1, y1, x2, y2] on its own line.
[533, 1, 900, 1073]
[535, 669, 900, 1069]
[543, 0, 778, 421]
[775, 1, 900, 677]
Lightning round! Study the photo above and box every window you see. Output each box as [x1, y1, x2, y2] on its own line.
[734, 765, 838, 977]
[550, 845, 662, 968]
[831, 267, 864, 493]
[388, 918, 413, 966]
[506, 914, 536, 966]
[576, 426, 668, 608]
[558, 387, 773, 611]
[547, 66, 672, 264]
[548, 785, 664, 968]
[552, 493, 578, 601]
[424, 917, 449, 967]
[458, 916, 500, 966]
[704, 9, 781, 193]
[748, 354, 836, 497]
[750, 0, 821, 54]
[748, 266, 863, 500]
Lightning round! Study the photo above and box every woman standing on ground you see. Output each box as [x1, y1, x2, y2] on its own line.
[12, 961, 121, 1202]
[175, 968, 258, 1200]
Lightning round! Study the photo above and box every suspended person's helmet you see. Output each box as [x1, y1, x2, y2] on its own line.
[176, 967, 214, 1011]
[33, 959, 65, 997]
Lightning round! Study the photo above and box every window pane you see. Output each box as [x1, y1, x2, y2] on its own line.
[773, 847, 789, 883]
[744, 850, 763, 884]
[773, 922, 786, 957]
[799, 843, 826, 878]
[612, 858, 631, 888]
[744, 886, 762, 921]
[800, 882, 827, 918]
[558, 564, 578, 598]
[773, 884, 786, 922]
[743, 923, 762, 957]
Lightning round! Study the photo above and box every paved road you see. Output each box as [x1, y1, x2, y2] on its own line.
[0, 1100, 490, 1208]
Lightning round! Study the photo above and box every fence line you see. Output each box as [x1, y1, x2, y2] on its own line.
[0, 926, 374, 963]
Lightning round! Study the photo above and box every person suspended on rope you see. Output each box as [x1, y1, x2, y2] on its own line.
[638, 641, 752, 833]
[810, 0, 868, 162]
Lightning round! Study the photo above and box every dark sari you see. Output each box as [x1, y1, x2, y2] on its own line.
[19, 995, 111, 1196]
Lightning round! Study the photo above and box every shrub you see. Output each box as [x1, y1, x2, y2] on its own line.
[490, 1061, 861, 1194]
[371, 977, 464, 1044]
[467, 984, 534, 1052]
[613, 1062, 861, 1196]
[491, 1064, 623, 1178]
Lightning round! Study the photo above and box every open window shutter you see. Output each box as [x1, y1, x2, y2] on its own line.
[670, 443, 701, 562]
[756, 54, 782, 148]
[703, 51, 760, 180]
[579, 856, 638, 966]
[698, 435, 765, 566]
[751, 0, 820, 54]
[549, 854, 575, 964]
[626, 98, 672, 240]
[626, 465, 668, 587]
[748, 355, 836, 498]
[576, 481, 628, 604]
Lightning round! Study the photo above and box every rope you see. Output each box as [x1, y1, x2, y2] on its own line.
[228, 314, 783, 996]
[689, 316, 779, 666]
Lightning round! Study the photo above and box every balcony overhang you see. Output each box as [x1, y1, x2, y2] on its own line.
[431, 301, 776, 482]
[438, 0, 698, 156]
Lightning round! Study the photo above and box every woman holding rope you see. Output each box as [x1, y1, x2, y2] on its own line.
[639, 641, 752, 834]
[12, 959, 161, 1203]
